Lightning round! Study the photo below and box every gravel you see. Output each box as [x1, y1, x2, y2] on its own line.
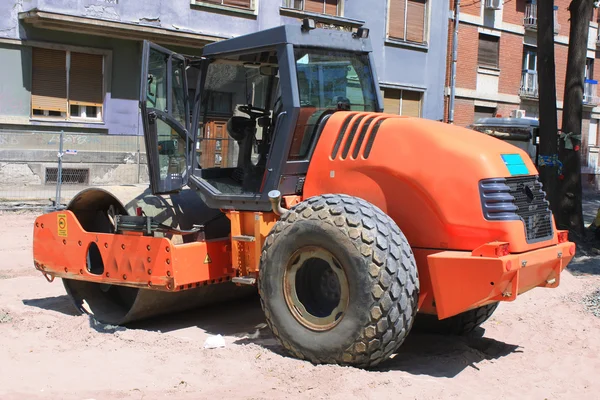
[0, 311, 12, 324]
[583, 289, 600, 317]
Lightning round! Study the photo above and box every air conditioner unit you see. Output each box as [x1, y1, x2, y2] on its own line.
[511, 109, 527, 118]
[485, 0, 503, 10]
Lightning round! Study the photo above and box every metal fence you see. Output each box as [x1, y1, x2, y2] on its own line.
[0, 130, 148, 210]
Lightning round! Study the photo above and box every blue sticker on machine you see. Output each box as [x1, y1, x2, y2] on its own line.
[501, 154, 529, 176]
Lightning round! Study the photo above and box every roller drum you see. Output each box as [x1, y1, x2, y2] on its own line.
[61, 186, 255, 325]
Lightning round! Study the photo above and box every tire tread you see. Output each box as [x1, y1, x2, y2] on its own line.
[259, 194, 419, 367]
[413, 303, 499, 336]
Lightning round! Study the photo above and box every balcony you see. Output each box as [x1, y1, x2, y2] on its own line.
[583, 79, 600, 106]
[524, 4, 537, 30]
[520, 70, 539, 98]
[524, 4, 560, 35]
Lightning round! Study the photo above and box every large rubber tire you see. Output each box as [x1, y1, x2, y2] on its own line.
[258, 194, 419, 368]
[413, 303, 499, 335]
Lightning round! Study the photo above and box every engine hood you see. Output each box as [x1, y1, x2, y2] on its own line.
[304, 112, 556, 253]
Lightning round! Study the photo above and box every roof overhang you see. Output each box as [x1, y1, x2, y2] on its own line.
[19, 9, 226, 49]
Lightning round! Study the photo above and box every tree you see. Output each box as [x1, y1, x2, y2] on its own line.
[558, 0, 595, 235]
[536, 0, 560, 215]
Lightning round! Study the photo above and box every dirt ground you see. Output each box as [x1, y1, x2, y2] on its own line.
[2, 211, 600, 400]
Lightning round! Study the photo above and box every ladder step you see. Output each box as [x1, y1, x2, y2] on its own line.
[232, 235, 256, 242]
[232, 276, 257, 286]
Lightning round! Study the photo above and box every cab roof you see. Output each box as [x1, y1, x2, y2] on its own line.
[202, 24, 373, 57]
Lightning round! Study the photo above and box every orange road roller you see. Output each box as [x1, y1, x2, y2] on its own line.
[33, 23, 575, 368]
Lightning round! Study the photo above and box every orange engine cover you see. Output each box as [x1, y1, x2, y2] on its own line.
[303, 111, 557, 254]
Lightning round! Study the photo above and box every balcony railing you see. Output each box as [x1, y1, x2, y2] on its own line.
[524, 4, 559, 34]
[583, 79, 600, 106]
[524, 4, 537, 29]
[520, 70, 538, 98]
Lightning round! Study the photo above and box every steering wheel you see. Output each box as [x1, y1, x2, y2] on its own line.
[238, 104, 269, 120]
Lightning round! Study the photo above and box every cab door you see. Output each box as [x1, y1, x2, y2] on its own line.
[140, 40, 193, 194]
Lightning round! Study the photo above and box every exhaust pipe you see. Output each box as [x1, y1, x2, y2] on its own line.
[268, 190, 288, 216]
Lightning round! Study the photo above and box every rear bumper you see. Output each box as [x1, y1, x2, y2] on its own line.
[427, 241, 576, 319]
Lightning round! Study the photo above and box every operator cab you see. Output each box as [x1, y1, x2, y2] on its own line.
[197, 51, 280, 196]
[139, 23, 381, 211]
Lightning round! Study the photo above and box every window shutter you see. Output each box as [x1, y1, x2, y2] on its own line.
[406, 0, 426, 43]
[223, 0, 252, 8]
[325, 0, 338, 15]
[478, 35, 499, 68]
[400, 90, 421, 117]
[31, 48, 67, 112]
[383, 89, 401, 114]
[69, 52, 104, 106]
[388, 0, 406, 40]
[305, 0, 324, 13]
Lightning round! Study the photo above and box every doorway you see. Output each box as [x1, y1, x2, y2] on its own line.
[199, 119, 235, 169]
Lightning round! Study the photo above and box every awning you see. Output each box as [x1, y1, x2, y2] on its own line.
[19, 9, 226, 49]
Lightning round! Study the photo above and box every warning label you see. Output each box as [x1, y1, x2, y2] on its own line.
[204, 253, 212, 264]
[57, 214, 68, 237]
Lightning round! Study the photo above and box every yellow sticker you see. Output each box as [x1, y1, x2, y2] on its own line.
[57, 214, 68, 237]
[204, 253, 212, 264]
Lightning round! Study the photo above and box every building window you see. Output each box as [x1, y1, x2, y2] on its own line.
[200, 0, 254, 10]
[388, 0, 428, 44]
[478, 34, 499, 69]
[206, 91, 233, 116]
[523, 47, 537, 72]
[584, 58, 598, 105]
[382, 88, 422, 117]
[474, 106, 496, 122]
[586, 58, 594, 80]
[282, 0, 340, 16]
[31, 47, 104, 121]
[520, 46, 538, 97]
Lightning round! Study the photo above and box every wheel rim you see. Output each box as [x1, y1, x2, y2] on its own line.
[283, 246, 349, 331]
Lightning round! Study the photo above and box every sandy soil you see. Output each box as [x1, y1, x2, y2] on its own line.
[2, 211, 600, 400]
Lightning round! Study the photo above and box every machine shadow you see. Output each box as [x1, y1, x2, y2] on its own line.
[22, 295, 79, 317]
[129, 294, 288, 354]
[137, 295, 522, 378]
[568, 259, 600, 276]
[377, 329, 522, 377]
[22, 293, 521, 377]
[129, 294, 269, 334]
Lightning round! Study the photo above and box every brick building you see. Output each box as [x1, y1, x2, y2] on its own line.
[444, 0, 600, 183]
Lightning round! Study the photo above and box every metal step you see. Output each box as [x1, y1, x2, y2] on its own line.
[232, 276, 257, 286]
[232, 235, 255, 242]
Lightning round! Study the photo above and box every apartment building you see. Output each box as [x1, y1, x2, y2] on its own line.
[0, 0, 449, 190]
[445, 0, 600, 184]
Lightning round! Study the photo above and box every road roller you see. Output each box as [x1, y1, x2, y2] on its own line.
[32, 22, 576, 368]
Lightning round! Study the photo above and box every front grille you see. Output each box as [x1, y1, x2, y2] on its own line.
[480, 176, 553, 243]
[506, 176, 553, 243]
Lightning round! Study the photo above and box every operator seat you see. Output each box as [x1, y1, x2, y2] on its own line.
[226, 116, 255, 143]
[226, 116, 262, 191]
